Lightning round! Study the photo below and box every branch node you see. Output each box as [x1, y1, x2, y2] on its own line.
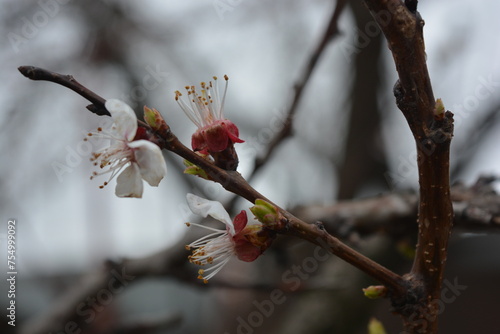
[314, 221, 326, 231]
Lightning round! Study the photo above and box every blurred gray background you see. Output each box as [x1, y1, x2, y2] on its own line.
[1, 0, 500, 333]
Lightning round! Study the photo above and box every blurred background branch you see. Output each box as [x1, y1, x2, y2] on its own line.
[250, 0, 347, 179]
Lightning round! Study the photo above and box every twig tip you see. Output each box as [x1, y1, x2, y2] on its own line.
[18, 65, 34, 78]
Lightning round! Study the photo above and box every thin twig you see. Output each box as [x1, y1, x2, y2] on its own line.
[451, 101, 500, 179]
[249, 0, 347, 180]
[18, 66, 109, 116]
[149, 114, 407, 297]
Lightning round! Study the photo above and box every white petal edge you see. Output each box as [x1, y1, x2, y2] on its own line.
[186, 193, 234, 234]
[105, 99, 138, 141]
[115, 163, 143, 198]
[128, 140, 167, 186]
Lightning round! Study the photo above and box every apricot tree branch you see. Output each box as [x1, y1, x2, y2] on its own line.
[19, 65, 406, 299]
[362, 0, 454, 332]
[18, 65, 109, 116]
[157, 130, 406, 295]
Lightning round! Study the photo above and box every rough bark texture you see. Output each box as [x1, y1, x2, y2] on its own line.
[362, 0, 454, 332]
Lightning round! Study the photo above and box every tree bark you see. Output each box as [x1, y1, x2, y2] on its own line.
[361, 1, 454, 332]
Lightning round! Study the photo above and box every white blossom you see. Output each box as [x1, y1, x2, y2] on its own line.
[185, 193, 239, 283]
[87, 99, 167, 198]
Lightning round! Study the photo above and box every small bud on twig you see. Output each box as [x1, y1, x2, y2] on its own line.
[362, 285, 387, 299]
[433, 98, 445, 120]
[250, 199, 282, 227]
[183, 158, 210, 180]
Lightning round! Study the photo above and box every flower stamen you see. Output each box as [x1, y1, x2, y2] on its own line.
[85, 99, 167, 198]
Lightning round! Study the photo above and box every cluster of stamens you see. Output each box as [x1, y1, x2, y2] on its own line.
[184, 221, 235, 283]
[84, 126, 134, 189]
[174, 75, 229, 128]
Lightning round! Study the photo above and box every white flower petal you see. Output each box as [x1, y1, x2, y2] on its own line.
[115, 163, 143, 198]
[186, 193, 234, 234]
[128, 140, 167, 186]
[105, 99, 138, 141]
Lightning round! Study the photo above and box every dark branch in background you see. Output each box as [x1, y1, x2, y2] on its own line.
[337, 1, 386, 200]
[20, 242, 187, 334]
[294, 176, 500, 238]
[225, 0, 347, 211]
[248, 0, 347, 180]
[451, 176, 500, 229]
[18, 66, 109, 116]
[451, 101, 500, 180]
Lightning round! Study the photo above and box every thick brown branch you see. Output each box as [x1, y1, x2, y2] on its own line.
[362, 0, 454, 332]
[362, 0, 434, 136]
[411, 117, 453, 285]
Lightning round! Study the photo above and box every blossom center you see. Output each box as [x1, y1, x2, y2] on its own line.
[86, 127, 136, 189]
[174, 75, 229, 128]
[185, 222, 236, 283]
